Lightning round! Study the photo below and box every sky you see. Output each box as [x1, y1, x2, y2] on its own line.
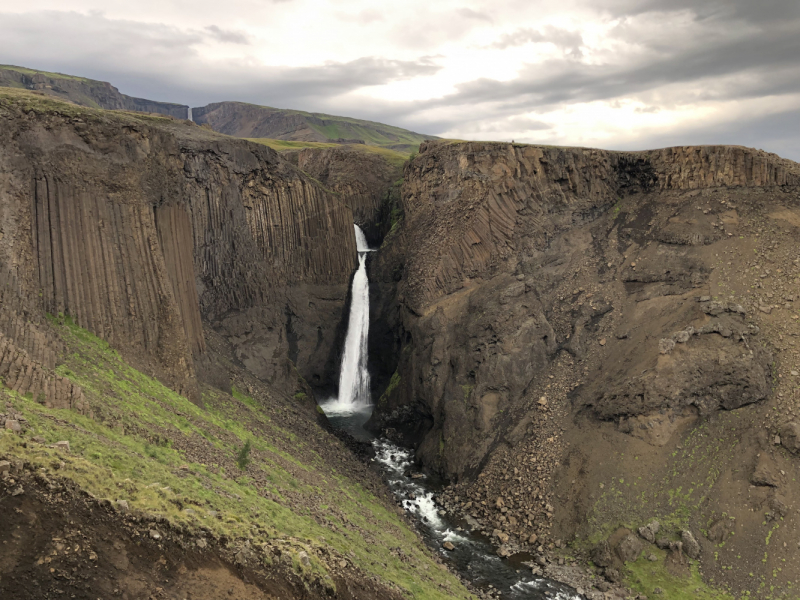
[1, 0, 799, 160]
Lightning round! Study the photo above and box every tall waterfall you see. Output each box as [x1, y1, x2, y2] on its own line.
[187, 107, 193, 121]
[337, 225, 373, 407]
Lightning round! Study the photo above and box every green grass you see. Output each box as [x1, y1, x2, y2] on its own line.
[248, 137, 412, 164]
[0, 318, 470, 599]
[228, 101, 433, 150]
[626, 551, 735, 600]
[0, 87, 175, 124]
[378, 371, 401, 406]
[1, 63, 91, 82]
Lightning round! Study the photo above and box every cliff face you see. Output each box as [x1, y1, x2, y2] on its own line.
[0, 88, 357, 403]
[369, 139, 800, 592]
[0, 65, 189, 118]
[280, 145, 403, 245]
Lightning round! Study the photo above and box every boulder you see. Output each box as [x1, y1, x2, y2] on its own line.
[442, 541, 455, 551]
[638, 520, 661, 543]
[616, 534, 644, 563]
[681, 530, 701, 559]
[751, 454, 780, 487]
[592, 540, 614, 568]
[53, 440, 70, 453]
[780, 422, 800, 454]
[493, 529, 509, 544]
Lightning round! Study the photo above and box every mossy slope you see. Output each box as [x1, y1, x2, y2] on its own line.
[0, 318, 470, 599]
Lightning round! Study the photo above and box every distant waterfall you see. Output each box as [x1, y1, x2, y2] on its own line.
[187, 107, 193, 121]
[337, 225, 373, 407]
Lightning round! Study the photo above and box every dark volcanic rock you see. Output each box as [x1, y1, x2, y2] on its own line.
[0, 90, 357, 401]
[370, 140, 791, 479]
[616, 534, 644, 563]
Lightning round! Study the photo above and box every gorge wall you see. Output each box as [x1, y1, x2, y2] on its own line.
[281, 145, 403, 245]
[0, 88, 358, 405]
[369, 140, 800, 593]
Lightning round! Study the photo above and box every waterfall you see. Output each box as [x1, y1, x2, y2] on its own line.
[337, 225, 373, 407]
[187, 107, 193, 121]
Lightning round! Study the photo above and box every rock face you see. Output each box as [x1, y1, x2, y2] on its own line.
[780, 422, 800, 454]
[282, 145, 403, 244]
[0, 89, 357, 401]
[370, 140, 795, 479]
[0, 65, 188, 118]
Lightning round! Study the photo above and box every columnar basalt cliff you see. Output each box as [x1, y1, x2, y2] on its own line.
[282, 145, 403, 244]
[369, 139, 800, 595]
[0, 89, 357, 403]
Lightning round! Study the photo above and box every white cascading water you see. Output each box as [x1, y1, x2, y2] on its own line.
[336, 225, 373, 407]
[187, 107, 193, 121]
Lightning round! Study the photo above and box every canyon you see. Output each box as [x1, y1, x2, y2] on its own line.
[1, 74, 799, 600]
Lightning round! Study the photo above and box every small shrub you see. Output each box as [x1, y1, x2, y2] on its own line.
[236, 440, 252, 471]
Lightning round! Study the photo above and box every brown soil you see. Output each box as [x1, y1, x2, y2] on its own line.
[0, 472, 404, 600]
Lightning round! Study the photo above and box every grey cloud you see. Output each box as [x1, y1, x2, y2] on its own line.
[489, 26, 583, 57]
[455, 8, 493, 22]
[0, 11, 440, 107]
[2, 3, 798, 163]
[433, 15, 800, 111]
[599, 0, 800, 24]
[204, 25, 250, 45]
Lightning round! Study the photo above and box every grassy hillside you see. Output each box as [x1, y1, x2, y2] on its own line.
[248, 137, 410, 167]
[0, 63, 91, 82]
[0, 317, 470, 599]
[193, 101, 436, 153]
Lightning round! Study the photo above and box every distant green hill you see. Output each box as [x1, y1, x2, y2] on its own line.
[0, 64, 189, 118]
[193, 101, 436, 153]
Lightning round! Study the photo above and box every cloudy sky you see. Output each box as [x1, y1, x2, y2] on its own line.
[1, 0, 799, 159]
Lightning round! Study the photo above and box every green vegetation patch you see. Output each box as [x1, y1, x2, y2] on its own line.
[0, 318, 469, 599]
[247, 137, 411, 165]
[1, 63, 92, 82]
[626, 551, 735, 600]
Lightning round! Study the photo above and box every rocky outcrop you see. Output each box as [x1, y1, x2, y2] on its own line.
[370, 140, 799, 479]
[0, 65, 188, 118]
[0, 89, 358, 402]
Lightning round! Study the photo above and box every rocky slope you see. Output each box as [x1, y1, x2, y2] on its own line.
[192, 101, 435, 152]
[0, 64, 188, 118]
[369, 140, 800, 598]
